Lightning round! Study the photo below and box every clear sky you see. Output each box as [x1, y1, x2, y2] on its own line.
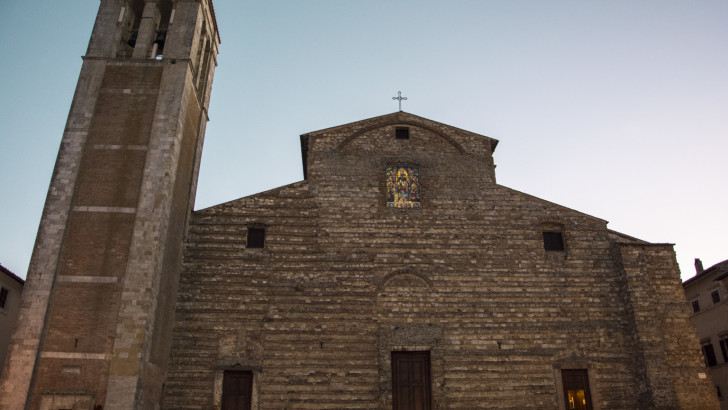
[1, 1, 726, 281]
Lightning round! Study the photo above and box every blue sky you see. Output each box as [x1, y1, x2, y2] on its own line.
[1, 1, 726, 280]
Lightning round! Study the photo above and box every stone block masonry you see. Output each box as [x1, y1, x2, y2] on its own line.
[164, 112, 719, 409]
[1, 0, 716, 408]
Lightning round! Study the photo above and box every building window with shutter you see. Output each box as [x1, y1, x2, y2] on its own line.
[702, 341, 718, 367]
[719, 336, 728, 363]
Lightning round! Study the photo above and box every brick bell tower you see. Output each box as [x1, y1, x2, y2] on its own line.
[0, 1, 219, 409]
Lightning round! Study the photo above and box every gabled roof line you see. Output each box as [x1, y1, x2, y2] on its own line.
[303, 111, 497, 146]
[299, 111, 498, 179]
[499, 184, 608, 224]
[0, 263, 25, 285]
[193, 180, 309, 213]
[683, 258, 728, 285]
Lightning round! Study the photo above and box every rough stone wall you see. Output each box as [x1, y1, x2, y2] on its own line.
[165, 181, 321, 408]
[164, 112, 717, 409]
[616, 244, 720, 409]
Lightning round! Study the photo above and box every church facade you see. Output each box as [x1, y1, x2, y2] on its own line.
[0, 1, 720, 409]
[164, 111, 718, 410]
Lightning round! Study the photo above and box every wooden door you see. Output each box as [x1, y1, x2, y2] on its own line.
[222, 370, 253, 410]
[562, 369, 592, 410]
[391, 351, 432, 410]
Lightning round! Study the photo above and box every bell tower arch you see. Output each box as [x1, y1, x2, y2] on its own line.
[0, 1, 220, 409]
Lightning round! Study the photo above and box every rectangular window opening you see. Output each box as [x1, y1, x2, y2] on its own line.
[247, 227, 265, 249]
[703, 343, 718, 367]
[712, 290, 720, 304]
[543, 231, 565, 251]
[692, 300, 701, 313]
[0, 287, 7, 309]
[719, 338, 728, 363]
[395, 127, 410, 140]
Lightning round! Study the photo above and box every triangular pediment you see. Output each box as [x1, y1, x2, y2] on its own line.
[299, 112, 498, 178]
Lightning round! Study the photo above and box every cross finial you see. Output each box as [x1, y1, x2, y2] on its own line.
[392, 91, 407, 112]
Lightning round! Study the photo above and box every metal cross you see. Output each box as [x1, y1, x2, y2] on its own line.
[392, 91, 407, 111]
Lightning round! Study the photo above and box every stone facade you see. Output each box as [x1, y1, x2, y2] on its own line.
[1, 0, 720, 409]
[163, 112, 719, 409]
[684, 259, 728, 409]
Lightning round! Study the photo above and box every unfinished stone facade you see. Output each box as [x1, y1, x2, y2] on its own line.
[163, 112, 719, 409]
[1, 0, 720, 409]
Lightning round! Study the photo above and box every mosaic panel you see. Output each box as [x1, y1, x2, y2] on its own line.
[386, 166, 421, 208]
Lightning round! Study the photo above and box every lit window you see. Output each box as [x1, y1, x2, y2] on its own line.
[561, 369, 593, 410]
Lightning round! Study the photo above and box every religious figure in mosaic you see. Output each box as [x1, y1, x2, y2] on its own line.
[386, 166, 421, 208]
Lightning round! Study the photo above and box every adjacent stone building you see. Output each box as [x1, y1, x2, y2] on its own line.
[0, 264, 24, 372]
[684, 258, 728, 409]
[0, 0, 720, 409]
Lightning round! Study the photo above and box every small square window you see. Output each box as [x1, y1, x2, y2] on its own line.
[0, 287, 7, 309]
[692, 300, 701, 313]
[712, 290, 720, 304]
[247, 227, 265, 249]
[395, 127, 409, 140]
[542, 232, 564, 251]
